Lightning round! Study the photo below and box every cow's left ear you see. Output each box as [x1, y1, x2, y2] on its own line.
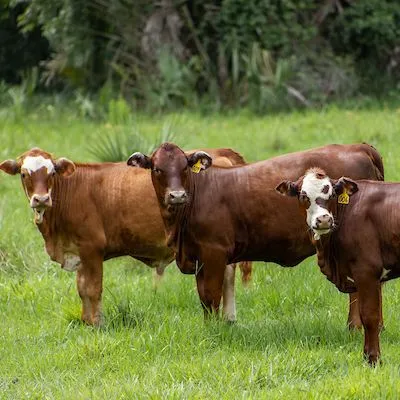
[187, 151, 212, 173]
[127, 152, 152, 169]
[275, 180, 299, 197]
[55, 158, 76, 177]
[333, 177, 358, 196]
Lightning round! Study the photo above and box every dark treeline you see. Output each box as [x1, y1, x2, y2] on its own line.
[1, 0, 400, 112]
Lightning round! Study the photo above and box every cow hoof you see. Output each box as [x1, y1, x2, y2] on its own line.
[364, 353, 381, 366]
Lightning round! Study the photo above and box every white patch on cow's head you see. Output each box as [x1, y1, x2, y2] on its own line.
[21, 156, 55, 175]
[301, 170, 334, 239]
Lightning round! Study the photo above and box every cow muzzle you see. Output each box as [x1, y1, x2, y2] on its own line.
[315, 214, 334, 230]
[166, 190, 187, 205]
[312, 214, 334, 239]
[30, 194, 52, 224]
[31, 193, 52, 208]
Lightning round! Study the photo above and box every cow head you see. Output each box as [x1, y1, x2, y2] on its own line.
[0, 148, 75, 223]
[276, 167, 358, 240]
[127, 142, 212, 207]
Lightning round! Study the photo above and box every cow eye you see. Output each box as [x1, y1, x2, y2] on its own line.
[21, 173, 26, 179]
[153, 167, 162, 174]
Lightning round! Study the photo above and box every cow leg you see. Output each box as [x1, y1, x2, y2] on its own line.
[347, 292, 362, 330]
[203, 257, 226, 319]
[195, 268, 208, 316]
[239, 261, 252, 287]
[195, 259, 226, 320]
[378, 283, 384, 331]
[222, 263, 236, 323]
[76, 251, 103, 326]
[152, 262, 168, 290]
[357, 278, 381, 365]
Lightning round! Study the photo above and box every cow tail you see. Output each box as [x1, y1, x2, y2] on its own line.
[364, 142, 385, 181]
[224, 149, 247, 166]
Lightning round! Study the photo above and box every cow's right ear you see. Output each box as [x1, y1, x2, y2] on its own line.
[0, 159, 20, 175]
[275, 180, 299, 197]
[55, 158, 76, 177]
[127, 152, 152, 169]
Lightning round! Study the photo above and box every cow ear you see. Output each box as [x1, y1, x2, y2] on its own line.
[0, 159, 20, 175]
[187, 151, 212, 173]
[334, 177, 358, 196]
[275, 180, 298, 197]
[55, 158, 76, 177]
[127, 152, 152, 169]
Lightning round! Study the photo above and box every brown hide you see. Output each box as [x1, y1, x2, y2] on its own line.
[2, 147, 248, 325]
[290, 178, 400, 364]
[143, 143, 384, 327]
[156, 143, 384, 267]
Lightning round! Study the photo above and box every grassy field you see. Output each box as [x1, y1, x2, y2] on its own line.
[1, 104, 400, 398]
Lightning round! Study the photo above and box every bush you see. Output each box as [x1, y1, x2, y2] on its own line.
[2, 0, 400, 111]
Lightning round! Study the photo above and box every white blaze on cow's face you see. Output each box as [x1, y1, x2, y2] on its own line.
[300, 170, 335, 240]
[20, 155, 57, 224]
[21, 156, 55, 175]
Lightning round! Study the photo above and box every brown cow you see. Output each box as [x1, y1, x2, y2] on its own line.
[276, 167, 397, 364]
[127, 142, 384, 329]
[0, 147, 250, 325]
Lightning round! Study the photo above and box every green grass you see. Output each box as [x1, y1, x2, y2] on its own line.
[1, 104, 400, 398]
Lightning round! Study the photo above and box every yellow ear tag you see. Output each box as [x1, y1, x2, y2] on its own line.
[191, 159, 202, 174]
[338, 188, 349, 205]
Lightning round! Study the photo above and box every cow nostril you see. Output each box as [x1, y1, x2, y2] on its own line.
[168, 191, 187, 202]
[316, 215, 332, 226]
[32, 194, 51, 207]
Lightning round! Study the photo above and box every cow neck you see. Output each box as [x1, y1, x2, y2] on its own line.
[313, 201, 355, 293]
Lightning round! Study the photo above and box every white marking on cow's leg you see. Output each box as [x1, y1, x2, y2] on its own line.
[223, 264, 236, 322]
[21, 156, 55, 174]
[380, 268, 391, 280]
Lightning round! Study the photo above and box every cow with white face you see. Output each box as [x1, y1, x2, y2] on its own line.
[0, 148, 75, 223]
[275, 167, 400, 364]
[276, 167, 358, 240]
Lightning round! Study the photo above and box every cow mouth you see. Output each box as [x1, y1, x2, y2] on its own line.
[32, 207, 47, 224]
[312, 227, 332, 240]
[167, 198, 187, 205]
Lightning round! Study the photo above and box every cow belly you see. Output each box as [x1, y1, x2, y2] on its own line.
[62, 253, 81, 272]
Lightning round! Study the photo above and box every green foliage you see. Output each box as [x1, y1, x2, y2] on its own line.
[141, 50, 200, 111]
[88, 121, 182, 162]
[2, 0, 400, 111]
[216, 0, 317, 55]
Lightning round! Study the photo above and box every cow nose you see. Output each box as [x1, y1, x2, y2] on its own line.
[31, 194, 51, 208]
[168, 190, 187, 204]
[316, 214, 333, 229]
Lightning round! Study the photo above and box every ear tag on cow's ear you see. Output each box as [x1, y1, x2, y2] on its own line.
[338, 188, 349, 205]
[191, 159, 202, 173]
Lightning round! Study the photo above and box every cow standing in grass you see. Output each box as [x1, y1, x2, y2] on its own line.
[128, 142, 384, 329]
[276, 167, 400, 364]
[0, 147, 250, 325]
